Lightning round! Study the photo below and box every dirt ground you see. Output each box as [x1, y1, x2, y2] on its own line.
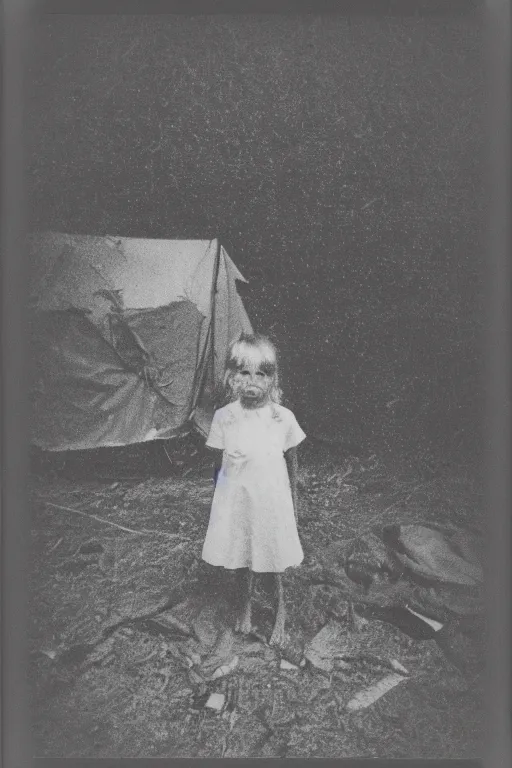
[29, 437, 485, 758]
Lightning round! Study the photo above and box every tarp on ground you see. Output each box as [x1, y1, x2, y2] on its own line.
[29, 232, 252, 451]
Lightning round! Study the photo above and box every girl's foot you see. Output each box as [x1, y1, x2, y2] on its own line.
[235, 613, 253, 635]
[235, 571, 254, 635]
[269, 620, 286, 648]
[235, 598, 253, 635]
[269, 573, 286, 647]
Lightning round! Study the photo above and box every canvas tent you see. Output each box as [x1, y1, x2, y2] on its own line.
[29, 232, 252, 451]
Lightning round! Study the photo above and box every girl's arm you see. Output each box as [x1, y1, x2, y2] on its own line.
[209, 448, 223, 487]
[284, 446, 299, 522]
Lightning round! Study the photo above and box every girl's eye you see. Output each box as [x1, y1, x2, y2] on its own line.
[240, 370, 250, 376]
[256, 372, 265, 378]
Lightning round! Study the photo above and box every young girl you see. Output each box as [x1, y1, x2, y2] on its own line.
[202, 333, 306, 647]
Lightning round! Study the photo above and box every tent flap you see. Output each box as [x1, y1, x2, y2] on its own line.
[30, 232, 252, 451]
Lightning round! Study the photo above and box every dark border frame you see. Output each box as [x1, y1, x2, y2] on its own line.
[2, 1, 509, 767]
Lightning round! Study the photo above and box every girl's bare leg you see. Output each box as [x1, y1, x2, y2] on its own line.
[269, 573, 286, 647]
[235, 570, 254, 635]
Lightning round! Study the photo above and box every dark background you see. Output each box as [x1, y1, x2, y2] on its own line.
[26, 5, 485, 463]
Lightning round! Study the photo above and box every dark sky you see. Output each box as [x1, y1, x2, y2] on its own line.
[26, 10, 485, 448]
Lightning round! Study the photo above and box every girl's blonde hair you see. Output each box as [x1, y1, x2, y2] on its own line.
[223, 333, 282, 405]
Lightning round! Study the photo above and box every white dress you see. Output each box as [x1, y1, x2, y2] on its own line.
[202, 400, 306, 572]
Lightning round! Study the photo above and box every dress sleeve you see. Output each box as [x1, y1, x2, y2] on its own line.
[205, 409, 224, 450]
[283, 410, 306, 452]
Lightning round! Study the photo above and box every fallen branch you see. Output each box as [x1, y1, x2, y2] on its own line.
[42, 501, 189, 540]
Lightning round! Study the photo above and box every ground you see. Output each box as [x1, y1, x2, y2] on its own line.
[29, 436, 484, 758]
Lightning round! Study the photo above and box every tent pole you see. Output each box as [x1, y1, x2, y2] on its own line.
[189, 239, 223, 419]
[210, 238, 222, 388]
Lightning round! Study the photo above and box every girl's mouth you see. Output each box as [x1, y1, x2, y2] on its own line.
[242, 388, 265, 400]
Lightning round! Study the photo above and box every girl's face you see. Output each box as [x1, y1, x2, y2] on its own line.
[231, 363, 273, 408]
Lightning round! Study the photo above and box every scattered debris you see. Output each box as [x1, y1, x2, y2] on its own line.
[205, 692, 226, 712]
[389, 659, 410, 675]
[276, 636, 304, 667]
[346, 672, 407, 711]
[41, 649, 58, 660]
[31, 451, 484, 757]
[280, 659, 299, 671]
[405, 605, 443, 632]
[210, 655, 239, 680]
[304, 620, 350, 673]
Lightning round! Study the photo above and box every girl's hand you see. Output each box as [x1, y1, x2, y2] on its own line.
[209, 447, 223, 487]
[284, 446, 299, 522]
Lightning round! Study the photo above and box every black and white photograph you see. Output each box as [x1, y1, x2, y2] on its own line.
[16, 0, 493, 759]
